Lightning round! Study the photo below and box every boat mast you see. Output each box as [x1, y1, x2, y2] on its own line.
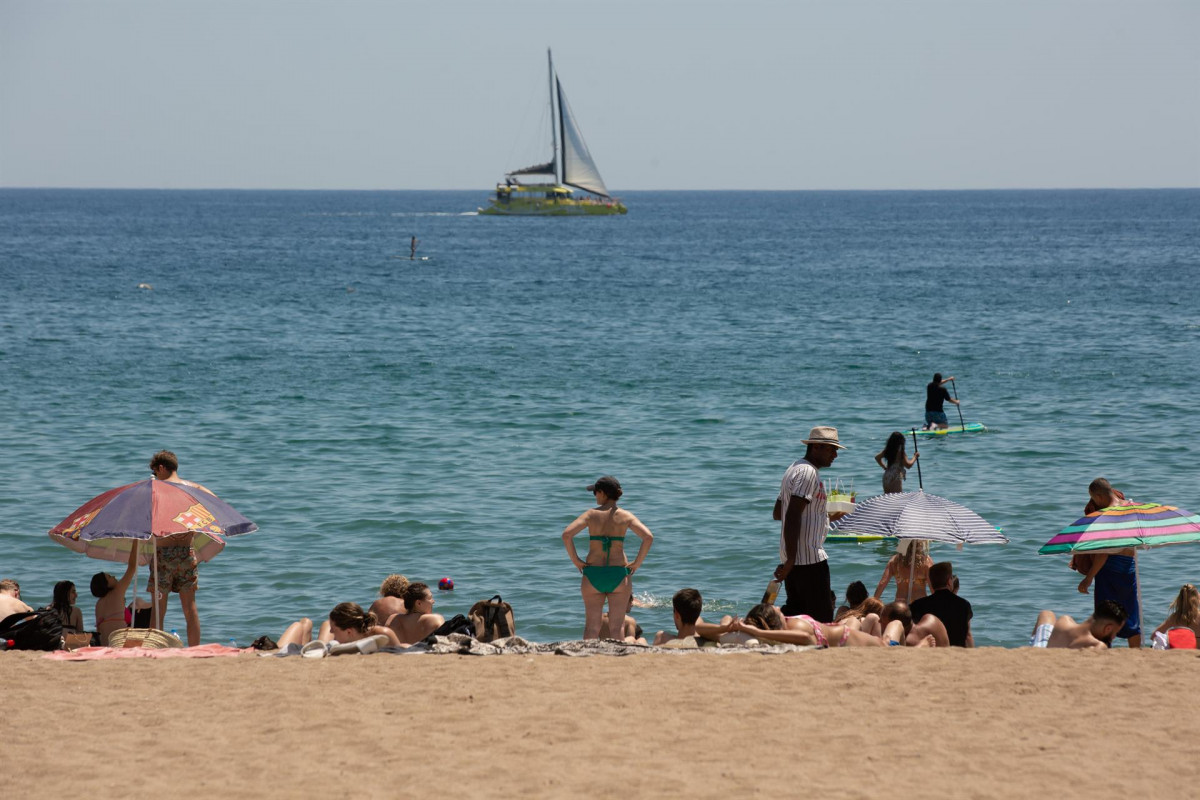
[548, 48, 560, 185]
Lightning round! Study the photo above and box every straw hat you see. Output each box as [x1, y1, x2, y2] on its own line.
[801, 426, 846, 449]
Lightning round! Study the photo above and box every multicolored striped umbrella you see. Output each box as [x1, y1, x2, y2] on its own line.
[48, 478, 258, 564]
[1038, 502, 1200, 555]
[830, 490, 1007, 546]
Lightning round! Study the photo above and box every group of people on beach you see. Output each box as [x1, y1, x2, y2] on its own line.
[5, 396, 1198, 653]
[557, 404, 1199, 650]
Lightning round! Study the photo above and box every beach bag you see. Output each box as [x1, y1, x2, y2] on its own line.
[423, 614, 475, 645]
[0, 608, 64, 651]
[469, 595, 516, 642]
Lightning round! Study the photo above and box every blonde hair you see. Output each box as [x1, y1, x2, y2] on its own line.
[835, 596, 884, 624]
[899, 540, 929, 568]
[1167, 584, 1200, 628]
[379, 574, 409, 598]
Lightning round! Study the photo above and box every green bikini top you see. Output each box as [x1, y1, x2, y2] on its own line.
[590, 534, 625, 565]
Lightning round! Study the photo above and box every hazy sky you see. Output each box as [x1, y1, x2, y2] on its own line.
[2, 1, 1197, 190]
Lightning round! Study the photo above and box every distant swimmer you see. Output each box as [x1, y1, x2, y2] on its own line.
[922, 373, 959, 430]
[410, 236, 418, 260]
[137, 283, 153, 290]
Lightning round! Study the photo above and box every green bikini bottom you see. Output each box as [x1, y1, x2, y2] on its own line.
[582, 565, 631, 594]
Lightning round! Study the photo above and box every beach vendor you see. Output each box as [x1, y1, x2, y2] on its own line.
[562, 476, 654, 640]
[922, 373, 959, 430]
[773, 427, 844, 623]
[1074, 478, 1142, 648]
[147, 450, 212, 646]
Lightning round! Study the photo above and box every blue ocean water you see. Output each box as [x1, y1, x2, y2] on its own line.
[1, 188, 1198, 647]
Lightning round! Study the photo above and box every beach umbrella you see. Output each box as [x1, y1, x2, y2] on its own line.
[830, 490, 1007, 602]
[48, 478, 258, 633]
[49, 478, 257, 562]
[1038, 502, 1200, 629]
[1038, 502, 1200, 555]
[830, 490, 1007, 547]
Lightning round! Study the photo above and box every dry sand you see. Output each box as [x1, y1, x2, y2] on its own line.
[7, 647, 1200, 799]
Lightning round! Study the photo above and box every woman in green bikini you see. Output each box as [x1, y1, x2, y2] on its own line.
[562, 476, 654, 640]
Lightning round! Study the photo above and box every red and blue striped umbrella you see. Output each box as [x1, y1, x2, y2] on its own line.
[1039, 502, 1200, 555]
[48, 478, 258, 564]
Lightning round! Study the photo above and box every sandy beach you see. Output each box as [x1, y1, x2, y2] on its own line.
[7, 647, 1199, 799]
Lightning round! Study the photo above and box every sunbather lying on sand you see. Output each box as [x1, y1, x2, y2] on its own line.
[1027, 601, 1126, 649]
[278, 602, 401, 650]
[716, 603, 899, 648]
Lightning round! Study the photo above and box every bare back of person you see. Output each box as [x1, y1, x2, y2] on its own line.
[369, 596, 405, 624]
[385, 611, 440, 645]
[0, 593, 32, 620]
[1049, 615, 1106, 649]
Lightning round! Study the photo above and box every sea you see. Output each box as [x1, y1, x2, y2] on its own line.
[1, 188, 1198, 648]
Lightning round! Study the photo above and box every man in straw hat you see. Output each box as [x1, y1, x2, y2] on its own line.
[772, 426, 845, 623]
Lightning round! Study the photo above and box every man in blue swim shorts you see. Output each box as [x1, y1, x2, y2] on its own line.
[923, 373, 959, 430]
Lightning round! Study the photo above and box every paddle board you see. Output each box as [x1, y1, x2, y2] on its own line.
[912, 422, 987, 437]
[825, 532, 898, 545]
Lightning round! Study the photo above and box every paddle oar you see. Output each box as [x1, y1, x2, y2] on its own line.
[910, 428, 923, 490]
[950, 379, 966, 430]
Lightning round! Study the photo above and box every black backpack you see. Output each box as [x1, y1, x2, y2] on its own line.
[0, 608, 64, 651]
[422, 613, 475, 645]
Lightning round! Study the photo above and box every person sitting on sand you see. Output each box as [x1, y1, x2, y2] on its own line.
[835, 580, 870, 618]
[909, 562, 974, 647]
[1152, 584, 1200, 648]
[653, 588, 705, 645]
[880, 601, 946, 647]
[90, 545, 141, 646]
[278, 602, 401, 651]
[384, 582, 444, 645]
[49, 580, 84, 635]
[1028, 601, 1127, 649]
[0, 578, 33, 621]
[562, 476, 654, 640]
[368, 574, 408, 624]
[599, 612, 641, 642]
[719, 603, 901, 648]
[874, 540, 933, 602]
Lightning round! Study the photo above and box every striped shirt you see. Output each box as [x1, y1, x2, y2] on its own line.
[778, 458, 828, 565]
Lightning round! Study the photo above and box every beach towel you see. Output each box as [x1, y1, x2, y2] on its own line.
[44, 643, 245, 661]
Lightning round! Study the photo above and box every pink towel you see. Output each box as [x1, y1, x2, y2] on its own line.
[44, 643, 246, 661]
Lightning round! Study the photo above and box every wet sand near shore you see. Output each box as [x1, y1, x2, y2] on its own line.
[7, 647, 1199, 799]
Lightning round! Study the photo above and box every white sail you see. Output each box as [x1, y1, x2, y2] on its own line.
[556, 78, 611, 198]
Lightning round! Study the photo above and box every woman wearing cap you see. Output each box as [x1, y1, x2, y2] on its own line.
[562, 476, 654, 640]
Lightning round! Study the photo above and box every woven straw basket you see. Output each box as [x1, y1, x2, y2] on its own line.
[108, 628, 185, 649]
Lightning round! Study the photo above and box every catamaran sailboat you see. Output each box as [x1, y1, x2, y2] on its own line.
[480, 50, 626, 216]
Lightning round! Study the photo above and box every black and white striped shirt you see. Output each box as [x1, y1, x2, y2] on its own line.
[778, 458, 828, 565]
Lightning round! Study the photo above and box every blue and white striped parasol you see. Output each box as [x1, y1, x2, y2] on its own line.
[830, 490, 1007, 546]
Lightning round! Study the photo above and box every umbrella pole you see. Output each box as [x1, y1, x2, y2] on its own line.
[950, 379, 966, 430]
[907, 551, 915, 604]
[910, 428, 924, 490]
